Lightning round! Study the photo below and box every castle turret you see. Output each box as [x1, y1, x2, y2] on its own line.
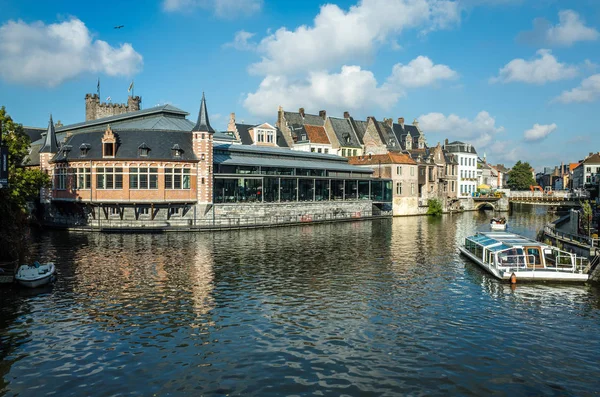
[192, 93, 214, 205]
[85, 93, 142, 121]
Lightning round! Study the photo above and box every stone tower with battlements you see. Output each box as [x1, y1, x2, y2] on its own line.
[85, 94, 142, 121]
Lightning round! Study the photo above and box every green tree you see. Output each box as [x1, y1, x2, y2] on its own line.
[506, 160, 536, 190]
[580, 200, 593, 237]
[427, 198, 443, 216]
[0, 106, 50, 261]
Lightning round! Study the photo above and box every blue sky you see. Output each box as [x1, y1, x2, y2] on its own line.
[1, 0, 599, 169]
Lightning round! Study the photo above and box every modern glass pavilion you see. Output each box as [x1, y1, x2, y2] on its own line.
[213, 144, 393, 204]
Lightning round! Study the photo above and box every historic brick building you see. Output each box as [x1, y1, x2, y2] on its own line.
[27, 94, 392, 228]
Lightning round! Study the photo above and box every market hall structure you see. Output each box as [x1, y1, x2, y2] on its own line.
[27, 93, 392, 229]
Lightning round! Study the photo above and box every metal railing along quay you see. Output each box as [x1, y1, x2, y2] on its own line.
[43, 210, 392, 232]
[543, 225, 600, 248]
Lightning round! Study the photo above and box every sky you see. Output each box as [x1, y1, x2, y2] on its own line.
[1, 0, 599, 170]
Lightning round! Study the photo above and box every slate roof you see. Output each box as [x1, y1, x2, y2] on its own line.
[392, 123, 421, 150]
[283, 111, 325, 127]
[23, 126, 45, 143]
[289, 124, 309, 143]
[328, 117, 362, 148]
[55, 104, 188, 133]
[52, 130, 197, 162]
[213, 131, 237, 143]
[39, 116, 59, 153]
[193, 93, 215, 133]
[444, 141, 478, 154]
[376, 121, 401, 151]
[234, 123, 255, 145]
[348, 152, 417, 166]
[304, 125, 330, 145]
[213, 144, 371, 174]
[348, 118, 367, 142]
[103, 115, 195, 132]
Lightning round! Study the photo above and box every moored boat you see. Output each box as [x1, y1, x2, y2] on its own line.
[459, 232, 588, 282]
[490, 217, 507, 230]
[15, 262, 56, 288]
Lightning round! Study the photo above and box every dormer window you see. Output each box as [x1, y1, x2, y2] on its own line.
[61, 145, 72, 158]
[101, 126, 116, 158]
[103, 142, 114, 157]
[171, 144, 183, 158]
[80, 143, 90, 157]
[138, 143, 150, 157]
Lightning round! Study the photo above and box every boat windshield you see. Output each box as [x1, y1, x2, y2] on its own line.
[497, 248, 526, 268]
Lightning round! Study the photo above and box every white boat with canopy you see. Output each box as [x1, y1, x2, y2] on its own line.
[459, 232, 589, 282]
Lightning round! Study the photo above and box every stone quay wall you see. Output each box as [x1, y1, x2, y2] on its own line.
[44, 200, 382, 231]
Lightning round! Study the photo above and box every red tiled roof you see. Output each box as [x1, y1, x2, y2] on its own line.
[569, 162, 580, 172]
[304, 125, 330, 145]
[348, 152, 417, 166]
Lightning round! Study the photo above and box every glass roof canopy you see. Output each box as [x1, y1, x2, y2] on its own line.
[467, 232, 541, 249]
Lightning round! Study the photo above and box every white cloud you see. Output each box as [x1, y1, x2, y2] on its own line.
[554, 74, 600, 103]
[244, 66, 400, 117]
[249, 0, 460, 76]
[387, 56, 457, 87]
[490, 49, 578, 84]
[523, 123, 557, 142]
[0, 18, 142, 87]
[223, 30, 256, 50]
[244, 56, 458, 117]
[162, 0, 262, 18]
[418, 111, 504, 150]
[519, 10, 599, 47]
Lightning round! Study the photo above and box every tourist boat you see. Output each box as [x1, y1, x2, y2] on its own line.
[490, 217, 507, 230]
[459, 232, 589, 282]
[15, 262, 56, 288]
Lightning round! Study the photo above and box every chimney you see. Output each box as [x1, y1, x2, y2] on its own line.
[589, 152, 593, 157]
[384, 118, 393, 127]
[398, 117, 405, 126]
[343, 111, 350, 119]
[444, 138, 449, 145]
[319, 110, 326, 120]
[299, 108, 305, 117]
[413, 118, 419, 127]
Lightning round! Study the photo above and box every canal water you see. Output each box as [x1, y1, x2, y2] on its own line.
[1, 206, 600, 396]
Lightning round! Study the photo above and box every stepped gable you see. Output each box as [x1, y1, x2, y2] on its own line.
[234, 123, 255, 145]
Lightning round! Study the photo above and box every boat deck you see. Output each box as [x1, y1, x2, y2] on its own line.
[461, 232, 589, 282]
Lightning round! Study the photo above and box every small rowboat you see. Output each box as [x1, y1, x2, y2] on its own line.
[15, 262, 56, 288]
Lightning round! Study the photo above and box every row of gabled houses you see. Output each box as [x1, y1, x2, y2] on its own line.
[19, 93, 504, 229]
[228, 106, 499, 213]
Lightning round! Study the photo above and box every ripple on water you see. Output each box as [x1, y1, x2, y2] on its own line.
[1, 209, 600, 396]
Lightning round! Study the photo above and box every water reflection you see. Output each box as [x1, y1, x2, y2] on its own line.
[0, 207, 599, 395]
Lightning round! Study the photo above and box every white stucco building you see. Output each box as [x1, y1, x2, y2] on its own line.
[444, 141, 478, 196]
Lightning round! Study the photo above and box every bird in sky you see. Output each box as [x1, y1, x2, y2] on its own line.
[114, 25, 124, 29]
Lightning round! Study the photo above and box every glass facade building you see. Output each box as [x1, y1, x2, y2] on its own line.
[213, 145, 392, 204]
